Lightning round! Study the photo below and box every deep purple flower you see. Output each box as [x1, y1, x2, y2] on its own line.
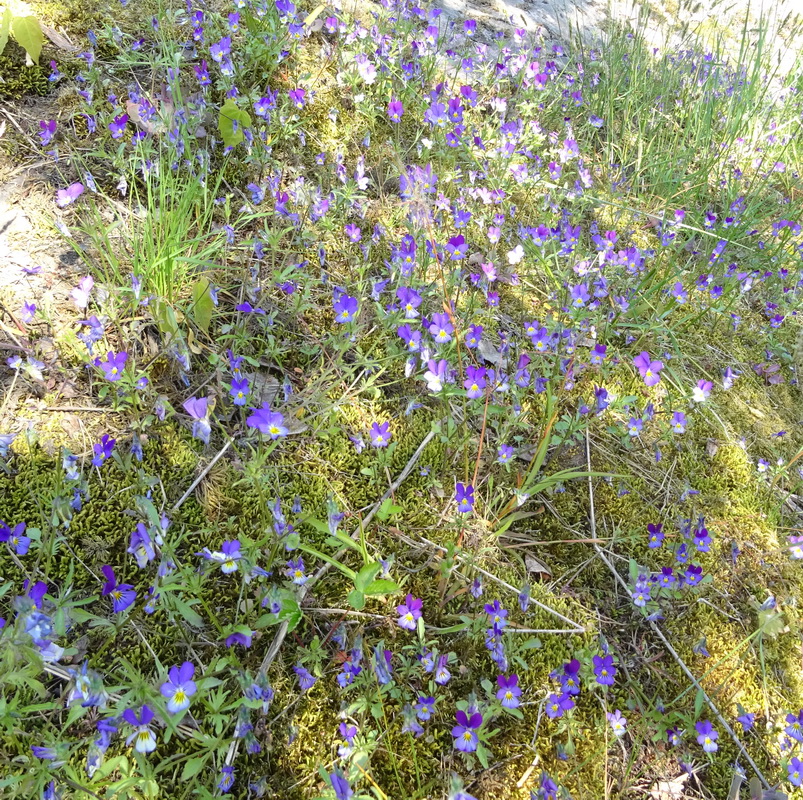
[452, 710, 482, 752]
[396, 286, 421, 318]
[396, 594, 422, 630]
[560, 659, 581, 694]
[647, 523, 664, 548]
[122, 705, 156, 753]
[592, 654, 616, 686]
[330, 770, 352, 800]
[333, 294, 358, 323]
[246, 404, 288, 438]
[100, 350, 127, 382]
[633, 352, 663, 387]
[160, 662, 196, 713]
[455, 482, 474, 513]
[369, 421, 391, 447]
[695, 720, 718, 752]
[737, 712, 755, 731]
[496, 674, 521, 708]
[39, 119, 57, 146]
[92, 434, 116, 467]
[101, 566, 136, 613]
[108, 114, 129, 139]
[225, 630, 252, 648]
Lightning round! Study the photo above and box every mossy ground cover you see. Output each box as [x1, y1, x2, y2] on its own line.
[0, 1, 802, 799]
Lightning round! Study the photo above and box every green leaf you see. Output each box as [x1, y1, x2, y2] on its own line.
[297, 543, 356, 580]
[694, 688, 705, 717]
[191, 277, 215, 334]
[376, 497, 403, 521]
[172, 597, 204, 628]
[0, 8, 11, 55]
[347, 589, 365, 610]
[181, 756, 208, 781]
[218, 99, 251, 148]
[11, 15, 42, 63]
[364, 579, 399, 596]
[354, 562, 381, 593]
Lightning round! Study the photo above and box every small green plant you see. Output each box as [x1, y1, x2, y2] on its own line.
[0, 1, 43, 64]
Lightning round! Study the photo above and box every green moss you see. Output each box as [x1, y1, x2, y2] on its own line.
[0, 47, 50, 100]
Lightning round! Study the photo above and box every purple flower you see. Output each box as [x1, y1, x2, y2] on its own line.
[452, 710, 482, 752]
[545, 692, 575, 718]
[387, 98, 404, 123]
[592, 654, 616, 686]
[218, 765, 235, 793]
[788, 758, 803, 787]
[39, 119, 57, 146]
[497, 444, 515, 464]
[560, 659, 581, 694]
[183, 396, 211, 444]
[57, 182, 85, 208]
[288, 88, 306, 109]
[446, 234, 468, 260]
[294, 664, 317, 691]
[647, 523, 664, 548]
[414, 696, 436, 721]
[671, 411, 687, 433]
[20, 302, 36, 324]
[396, 594, 423, 630]
[496, 674, 521, 708]
[197, 539, 242, 573]
[333, 294, 358, 323]
[464, 365, 487, 399]
[396, 286, 422, 318]
[108, 114, 129, 139]
[225, 630, 252, 648]
[737, 712, 755, 731]
[230, 376, 250, 406]
[785, 710, 803, 742]
[683, 564, 703, 586]
[246, 403, 288, 438]
[465, 324, 483, 348]
[127, 523, 155, 569]
[122, 705, 156, 753]
[1, 521, 30, 556]
[92, 434, 116, 467]
[589, 344, 607, 365]
[434, 654, 451, 685]
[99, 351, 127, 381]
[428, 312, 454, 344]
[693, 523, 712, 553]
[330, 770, 353, 800]
[692, 380, 713, 403]
[455, 482, 474, 513]
[101, 566, 136, 613]
[695, 720, 718, 752]
[160, 662, 196, 713]
[369, 421, 391, 447]
[633, 352, 663, 387]
[607, 709, 627, 737]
